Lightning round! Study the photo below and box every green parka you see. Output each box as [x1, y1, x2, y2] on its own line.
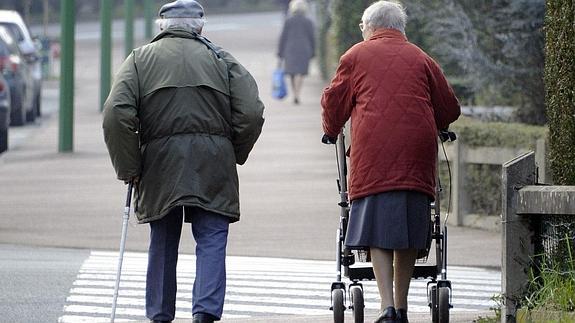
[103, 28, 265, 223]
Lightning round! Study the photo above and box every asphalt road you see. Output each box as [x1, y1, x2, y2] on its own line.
[0, 244, 88, 322]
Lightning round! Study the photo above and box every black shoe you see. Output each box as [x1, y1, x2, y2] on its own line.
[396, 308, 408, 323]
[294, 97, 300, 105]
[150, 320, 171, 323]
[193, 312, 218, 323]
[374, 306, 397, 323]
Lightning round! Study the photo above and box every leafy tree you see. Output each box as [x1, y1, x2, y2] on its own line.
[403, 0, 546, 125]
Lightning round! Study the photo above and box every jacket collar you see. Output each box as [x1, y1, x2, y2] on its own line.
[150, 27, 222, 58]
[368, 28, 407, 42]
[151, 28, 200, 43]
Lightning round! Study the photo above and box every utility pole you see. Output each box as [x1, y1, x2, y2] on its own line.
[23, 0, 32, 24]
[124, 0, 135, 57]
[42, 0, 49, 36]
[100, 0, 112, 112]
[144, 0, 154, 40]
[59, 0, 75, 152]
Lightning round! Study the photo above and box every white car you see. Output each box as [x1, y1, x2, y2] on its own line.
[0, 73, 10, 152]
[0, 25, 34, 126]
[0, 10, 41, 118]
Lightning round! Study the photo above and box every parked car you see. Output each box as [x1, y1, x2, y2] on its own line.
[0, 25, 34, 126]
[0, 10, 41, 118]
[0, 72, 10, 153]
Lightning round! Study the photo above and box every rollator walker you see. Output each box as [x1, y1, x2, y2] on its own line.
[323, 129, 457, 323]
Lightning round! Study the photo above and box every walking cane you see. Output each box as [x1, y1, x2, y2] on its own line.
[110, 181, 134, 323]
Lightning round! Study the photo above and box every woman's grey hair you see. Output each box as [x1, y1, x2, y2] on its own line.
[362, 1, 407, 34]
[289, 0, 309, 15]
[156, 17, 205, 34]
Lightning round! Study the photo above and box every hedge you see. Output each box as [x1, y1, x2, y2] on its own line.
[331, 0, 372, 58]
[316, 0, 371, 79]
[450, 117, 548, 149]
[545, 0, 575, 185]
[316, 0, 335, 80]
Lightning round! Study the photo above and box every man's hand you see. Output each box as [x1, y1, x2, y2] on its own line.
[124, 176, 140, 185]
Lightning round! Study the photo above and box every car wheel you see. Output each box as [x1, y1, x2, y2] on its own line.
[35, 91, 41, 117]
[0, 127, 7, 153]
[26, 104, 36, 122]
[10, 89, 25, 126]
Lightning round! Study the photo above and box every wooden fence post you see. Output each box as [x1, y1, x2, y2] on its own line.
[535, 138, 548, 184]
[450, 139, 467, 226]
[501, 152, 537, 322]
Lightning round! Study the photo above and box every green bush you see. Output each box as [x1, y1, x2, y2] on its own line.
[450, 117, 548, 149]
[524, 234, 575, 313]
[545, 0, 575, 185]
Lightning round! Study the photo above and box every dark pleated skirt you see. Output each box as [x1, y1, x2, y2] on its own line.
[345, 190, 431, 250]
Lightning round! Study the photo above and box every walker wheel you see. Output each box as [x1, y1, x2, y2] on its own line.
[430, 285, 439, 323]
[332, 288, 345, 323]
[438, 286, 450, 323]
[350, 286, 364, 323]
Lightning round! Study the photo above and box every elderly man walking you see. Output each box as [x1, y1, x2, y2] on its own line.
[102, 1, 265, 322]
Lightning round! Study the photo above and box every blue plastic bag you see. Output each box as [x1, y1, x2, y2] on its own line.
[272, 68, 287, 100]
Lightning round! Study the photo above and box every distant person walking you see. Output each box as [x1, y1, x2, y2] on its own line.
[321, 1, 460, 322]
[277, 0, 315, 105]
[102, 1, 265, 322]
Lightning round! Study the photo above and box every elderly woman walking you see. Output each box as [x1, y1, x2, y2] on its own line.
[321, 1, 460, 322]
[277, 0, 315, 104]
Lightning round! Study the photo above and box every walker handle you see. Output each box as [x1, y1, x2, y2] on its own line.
[321, 134, 337, 145]
[439, 129, 457, 142]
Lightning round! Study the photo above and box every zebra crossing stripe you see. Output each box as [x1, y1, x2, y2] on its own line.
[59, 250, 501, 322]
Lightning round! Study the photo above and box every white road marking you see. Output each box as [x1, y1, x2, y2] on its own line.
[58, 251, 501, 322]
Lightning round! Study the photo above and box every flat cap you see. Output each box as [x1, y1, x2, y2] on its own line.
[159, 0, 204, 18]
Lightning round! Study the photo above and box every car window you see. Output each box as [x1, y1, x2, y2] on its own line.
[0, 40, 9, 56]
[0, 23, 23, 42]
[0, 29, 20, 55]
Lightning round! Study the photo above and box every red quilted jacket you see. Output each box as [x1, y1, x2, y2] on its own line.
[321, 29, 460, 201]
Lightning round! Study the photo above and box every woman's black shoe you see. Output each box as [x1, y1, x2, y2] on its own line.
[374, 306, 397, 322]
[396, 308, 408, 323]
